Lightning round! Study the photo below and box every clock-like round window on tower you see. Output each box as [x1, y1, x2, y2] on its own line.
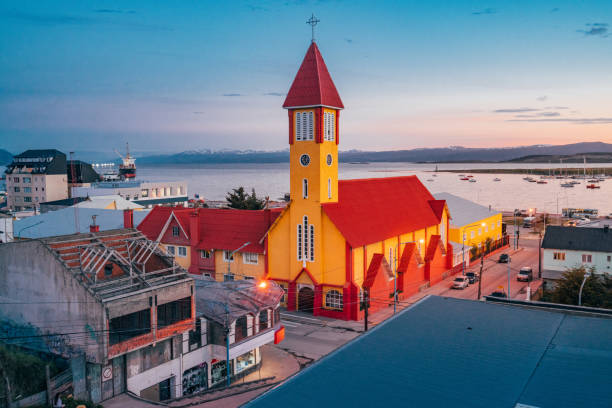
[326, 154, 333, 166]
[300, 154, 311, 166]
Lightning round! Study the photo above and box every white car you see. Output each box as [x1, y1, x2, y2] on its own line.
[452, 276, 469, 289]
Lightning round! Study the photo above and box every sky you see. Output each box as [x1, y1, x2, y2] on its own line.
[1, 0, 612, 155]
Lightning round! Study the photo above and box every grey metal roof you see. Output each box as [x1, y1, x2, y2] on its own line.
[244, 296, 612, 408]
[434, 192, 500, 227]
[13, 207, 149, 239]
[542, 225, 612, 252]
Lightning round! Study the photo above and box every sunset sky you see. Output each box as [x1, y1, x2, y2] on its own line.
[1, 0, 611, 154]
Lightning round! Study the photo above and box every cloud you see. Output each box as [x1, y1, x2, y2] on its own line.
[223, 93, 243, 97]
[545, 106, 569, 110]
[508, 117, 612, 124]
[577, 23, 609, 37]
[514, 111, 561, 118]
[345, 38, 353, 44]
[472, 8, 497, 15]
[493, 107, 540, 113]
[94, 9, 135, 14]
[193, 111, 205, 114]
[536, 95, 547, 101]
[263, 92, 285, 97]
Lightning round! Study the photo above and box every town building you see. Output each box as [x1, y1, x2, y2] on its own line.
[0, 225, 195, 402]
[73, 180, 188, 208]
[12, 207, 148, 240]
[138, 206, 281, 280]
[40, 194, 143, 213]
[434, 192, 505, 257]
[0, 212, 13, 243]
[245, 295, 612, 408]
[4, 149, 69, 211]
[541, 225, 612, 286]
[67, 160, 101, 189]
[264, 42, 453, 320]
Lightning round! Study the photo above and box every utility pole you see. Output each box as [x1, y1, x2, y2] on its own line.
[363, 289, 369, 332]
[477, 252, 484, 300]
[224, 304, 231, 387]
[538, 232, 542, 279]
[507, 256, 511, 299]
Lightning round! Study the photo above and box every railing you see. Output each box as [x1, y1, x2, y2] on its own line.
[469, 235, 510, 261]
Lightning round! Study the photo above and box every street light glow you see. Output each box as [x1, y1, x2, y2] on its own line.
[258, 281, 268, 289]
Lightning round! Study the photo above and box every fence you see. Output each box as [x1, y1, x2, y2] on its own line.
[469, 235, 510, 262]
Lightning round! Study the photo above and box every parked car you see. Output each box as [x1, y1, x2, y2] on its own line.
[490, 289, 507, 298]
[452, 276, 469, 289]
[517, 267, 533, 282]
[498, 253, 509, 263]
[465, 272, 479, 284]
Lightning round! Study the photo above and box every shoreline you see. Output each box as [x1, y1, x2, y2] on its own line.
[434, 167, 612, 175]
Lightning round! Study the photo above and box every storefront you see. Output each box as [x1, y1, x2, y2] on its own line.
[235, 349, 256, 374]
[182, 363, 208, 396]
[211, 360, 233, 386]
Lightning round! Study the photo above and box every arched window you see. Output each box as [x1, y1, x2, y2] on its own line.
[297, 216, 314, 262]
[295, 112, 302, 141]
[307, 111, 314, 140]
[328, 178, 331, 199]
[297, 224, 303, 261]
[303, 178, 308, 199]
[325, 290, 343, 310]
[309, 224, 314, 261]
[303, 216, 309, 261]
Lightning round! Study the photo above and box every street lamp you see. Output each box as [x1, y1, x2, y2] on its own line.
[462, 223, 486, 276]
[578, 270, 591, 306]
[226, 241, 251, 281]
[395, 239, 425, 314]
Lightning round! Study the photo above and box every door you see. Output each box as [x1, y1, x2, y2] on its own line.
[298, 287, 315, 313]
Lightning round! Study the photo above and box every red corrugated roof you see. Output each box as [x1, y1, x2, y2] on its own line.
[283, 42, 344, 109]
[137, 206, 281, 254]
[322, 176, 444, 247]
[428, 200, 446, 221]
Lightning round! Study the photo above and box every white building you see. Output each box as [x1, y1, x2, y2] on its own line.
[4, 149, 68, 211]
[541, 225, 612, 287]
[73, 180, 188, 208]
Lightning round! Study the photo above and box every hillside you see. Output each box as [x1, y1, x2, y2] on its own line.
[507, 152, 612, 163]
[137, 142, 612, 164]
[0, 149, 12, 165]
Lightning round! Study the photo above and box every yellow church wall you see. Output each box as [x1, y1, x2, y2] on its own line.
[266, 208, 292, 282]
[321, 213, 345, 287]
[353, 246, 364, 287]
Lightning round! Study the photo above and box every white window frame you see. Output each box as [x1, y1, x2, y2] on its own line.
[553, 252, 565, 261]
[303, 216, 309, 261]
[166, 245, 175, 255]
[242, 252, 259, 265]
[303, 178, 308, 199]
[295, 111, 314, 141]
[177, 246, 187, 257]
[223, 274, 235, 281]
[309, 224, 314, 262]
[172, 226, 180, 237]
[200, 250, 211, 259]
[223, 250, 234, 262]
[328, 178, 332, 199]
[582, 254, 592, 263]
[297, 224, 303, 261]
[325, 289, 343, 310]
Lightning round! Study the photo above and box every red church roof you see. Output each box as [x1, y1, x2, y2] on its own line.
[138, 206, 281, 254]
[283, 42, 344, 109]
[322, 176, 445, 247]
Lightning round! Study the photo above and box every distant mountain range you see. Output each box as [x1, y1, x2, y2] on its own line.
[137, 142, 612, 164]
[0, 149, 12, 166]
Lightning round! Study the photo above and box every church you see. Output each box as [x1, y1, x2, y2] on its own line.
[264, 40, 454, 320]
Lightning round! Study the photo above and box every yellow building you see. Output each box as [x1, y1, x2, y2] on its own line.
[264, 42, 453, 320]
[433, 193, 506, 264]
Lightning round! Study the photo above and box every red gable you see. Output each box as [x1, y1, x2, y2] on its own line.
[322, 176, 444, 247]
[138, 206, 281, 254]
[283, 42, 344, 109]
[428, 200, 446, 221]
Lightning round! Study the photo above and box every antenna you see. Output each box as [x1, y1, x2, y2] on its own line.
[70, 152, 80, 234]
[306, 14, 320, 43]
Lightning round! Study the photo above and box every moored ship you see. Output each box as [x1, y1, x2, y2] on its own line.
[115, 143, 136, 180]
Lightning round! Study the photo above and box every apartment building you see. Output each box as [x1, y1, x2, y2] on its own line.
[4, 149, 68, 211]
[73, 180, 188, 208]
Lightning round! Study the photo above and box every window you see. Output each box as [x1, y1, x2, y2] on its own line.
[24, 197, 32, 203]
[243, 252, 258, 265]
[172, 226, 180, 237]
[13, 187, 20, 193]
[109, 309, 151, 345]
[295, 111, 314, 141]
[608, 255, 611, 262]
[297, 224, 303, 261]
[166, 245, 175, 255]
[328, 178, 331, 199]
[325, 290, 343, 310]
[478, 228, 482, 236]
[200, 250, 211, 259]
[223, 250, 234, 262]
[104, 264, 113, 277]
[484, 225, 488, 232]
[224, 274, 235, 281]
[497, 221, 501, 227]
[157, 297, 191, 327]
[309, 224, 314, 262]
[324, 112, 336, 141]
[178, 246, 187, 257]
[582, 254, 592, 263]
[189, 318, 203, 350]
[259, 309, 269, 331]
[13, 177, 19, 183]
[302, 178, 308, 199]
[235, 316, 248, 342]
[303, 216, 309, 261]
[23, 177, 31, 183]
[23, 187, 31, 193]
[470, 231, 475, 239]
[297, 217, 314, 261]
[553, 252, 566, 261]
[243, 276, 254, 280]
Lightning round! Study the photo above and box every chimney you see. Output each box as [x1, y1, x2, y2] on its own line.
[90, 215, 99, 233]
[123, 209, 134, 229]
[190, 210, 199, 246]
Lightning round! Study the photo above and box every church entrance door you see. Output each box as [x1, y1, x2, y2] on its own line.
[298, 287, 315, 313]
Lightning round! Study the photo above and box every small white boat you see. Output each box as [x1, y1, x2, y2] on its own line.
[493, 178, 501, 182]
[469, 179, 477, 183]
[561, 182, 574, 188]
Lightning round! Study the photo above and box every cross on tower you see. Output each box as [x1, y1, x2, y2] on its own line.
[306, 14, 320, 43]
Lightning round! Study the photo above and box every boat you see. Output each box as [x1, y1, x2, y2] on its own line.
[570, 181, 580, 185]
[460, 177, 469, 181]
[427, 179, 434, 182]
[493, 178, 501, 182]
[587, 184, 600, 189]
[536, 180, 547, 184]
[115, 143, 136, 180]
[561, 183, 574, 188]
[587, 179, 599, 183]
[469, 179, 477, 183]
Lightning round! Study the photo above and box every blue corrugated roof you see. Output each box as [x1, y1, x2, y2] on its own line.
[244, 296, 612, 408]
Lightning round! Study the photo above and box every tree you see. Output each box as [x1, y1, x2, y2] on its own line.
[484, 237, 492, 254]
[226, 187, 265, 210]
[543, 266, 611, 308]
[469, 244, 479, 260]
